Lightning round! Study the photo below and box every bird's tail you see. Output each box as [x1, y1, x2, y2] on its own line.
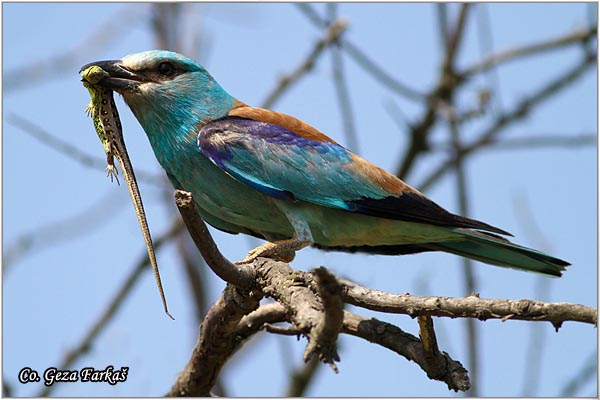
[317, 228, 570, 276]
[427, 229, 570, 277]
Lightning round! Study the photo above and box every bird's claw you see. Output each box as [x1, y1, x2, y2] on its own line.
[236, 238, 311, 264]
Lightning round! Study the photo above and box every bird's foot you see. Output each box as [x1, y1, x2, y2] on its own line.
[237, 238, 311, 264]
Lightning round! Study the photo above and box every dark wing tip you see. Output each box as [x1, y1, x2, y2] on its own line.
[454, 214, 513, 237]
[350, 192, 513, 236]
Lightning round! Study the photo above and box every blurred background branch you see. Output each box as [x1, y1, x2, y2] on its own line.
[4, 5, 145, 92]
[38, 219, 184, 397]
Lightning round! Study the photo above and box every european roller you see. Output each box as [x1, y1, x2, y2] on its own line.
[81, 50, 569, 277]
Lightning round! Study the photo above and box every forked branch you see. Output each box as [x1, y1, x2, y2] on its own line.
[169, 190, 596, 396]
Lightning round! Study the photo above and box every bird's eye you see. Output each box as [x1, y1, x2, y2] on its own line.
[157, 61, 175, 76]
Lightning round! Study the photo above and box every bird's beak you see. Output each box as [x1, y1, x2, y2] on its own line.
[80, 60, 143, 93]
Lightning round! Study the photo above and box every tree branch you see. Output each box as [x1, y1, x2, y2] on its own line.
[167, 190, 595, 396]
[166, 284, 262, 397]
[254, 259, 342, 369]
[304, 267, 344, 370]
[342, 311, 470, 392]
[235, 302, 289, 339]
[174, 190, 255, 289]
[395, 4, 471, 180]
[169, 192, 469, 393]
[340, 279, 597, 328]
[418, 315, 443, 376]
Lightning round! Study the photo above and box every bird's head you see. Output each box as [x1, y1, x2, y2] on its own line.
[80, 50, 236, 143]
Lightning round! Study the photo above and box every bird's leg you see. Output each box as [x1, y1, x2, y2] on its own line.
[238, 237, 310, 263]
[238, 212, 313, 264]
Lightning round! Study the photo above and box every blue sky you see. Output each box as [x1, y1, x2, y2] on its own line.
[3, 2, 597, 397]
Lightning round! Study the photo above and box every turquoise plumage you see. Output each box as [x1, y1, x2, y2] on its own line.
[81, 50, 569, 276]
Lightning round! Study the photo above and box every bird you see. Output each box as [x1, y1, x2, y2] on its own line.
[81, 50, 569, 277]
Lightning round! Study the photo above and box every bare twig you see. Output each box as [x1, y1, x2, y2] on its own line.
[167, 258, 343, 396]
[238, 301, 325, 396]
[441, 4, 471, 74]
[174, 190, 255, 289]
[460, 25, 597, 79]
[340, 279, 597, 327]
[166, 284, 262, 397]
[418, 52, 596, 192]
[342, 311, 470, 392]
[417, 316, 442, 373]
[167, 166, 595, 397]
[264, 323, 302, 335]
[483, 133, 596, 151]
[383, 98, 412, 132]
[395, 4, 471, 181]
[236, 302, 289, 338]
[394, 10, 595, 185]
[295, 3, 327, 28]
[295, 3, 425, 102]
[394, 103, 436, 180]
[329, 5, 359, 152]
[255, 259, 341, 369]
[172, 257, 474, 395]
[474, 3, 504, 112]
[39, 219, 184, 397]
[171, 190, 594, 395]
[305, 267, 344, 371]
[261, 19, 348, 109]
[167, 245, 595, 397]
[437, 4, 450, 52]
[343, 41, 426, 102]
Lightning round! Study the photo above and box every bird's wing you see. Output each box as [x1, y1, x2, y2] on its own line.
[197, 107, 509, 235]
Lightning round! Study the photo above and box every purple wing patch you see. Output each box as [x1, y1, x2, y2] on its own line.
[198, 117, 348, 164]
